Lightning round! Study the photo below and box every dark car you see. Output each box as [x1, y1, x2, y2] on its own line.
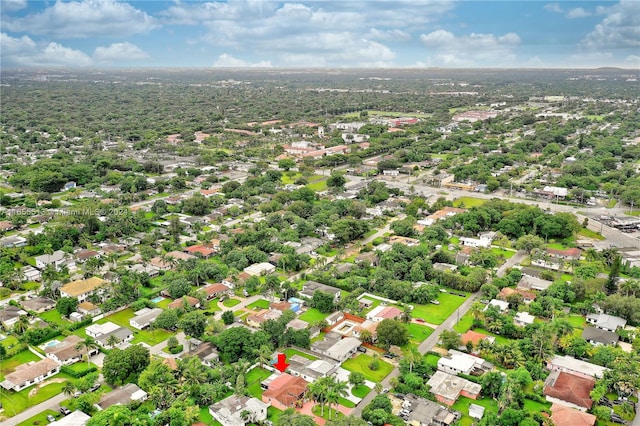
[357, 346, 367, 353]
[88, 383, 101, 392]
[60, 407, 71, 415]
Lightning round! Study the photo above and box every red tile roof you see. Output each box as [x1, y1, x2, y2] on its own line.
[262, 373, 308, 407]
[550, 403, 596, 426]
[461, 330, 491, 346]
[544, 372, 595, 409]
[184, 245, 215, 257]
[168, 296, 200, 310]
[547, 248, 582, 258]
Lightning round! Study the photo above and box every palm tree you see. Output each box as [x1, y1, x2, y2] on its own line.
[181, 357, 208, 388]
[62, 381, 77, 399]
[374, 383, 383, 394]
[308, 379, 328, 417]
[327, 378, 348, 420]
[405, 346, 421, 374]
[75, 337, 99, 367]
[106, 334, 120, 349]
[255, 345, 273, 369]
[401, 305, 412, 323]
[13, 315, 29, 334]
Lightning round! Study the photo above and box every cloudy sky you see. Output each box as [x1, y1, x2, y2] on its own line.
[1, 0, 638, 68]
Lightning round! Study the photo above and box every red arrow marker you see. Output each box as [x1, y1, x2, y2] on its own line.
[273, 353, 289, 372]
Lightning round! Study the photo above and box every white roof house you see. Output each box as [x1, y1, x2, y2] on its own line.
[514, 312, 536, 327]
[243, 262, 276, 277]
[85, 322, 120, 338]
[325, 337, 362, 362]
[437, 350, 494, 376]
[209, 395, 269, 426]
[129, 308, 162, 330]
[49, 411, 91, 426]
[547, 355, 608, 379]
[586, 313, 627, 332]
[486, 299, 509, 313]
[35, 250, 66, 269]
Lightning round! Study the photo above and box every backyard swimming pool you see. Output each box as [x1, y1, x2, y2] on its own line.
[151, 296, 165, 303]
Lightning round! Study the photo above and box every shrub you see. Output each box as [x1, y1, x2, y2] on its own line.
[169, 344, 183, 354]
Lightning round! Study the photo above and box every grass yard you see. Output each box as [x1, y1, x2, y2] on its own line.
[299, 308, 330, 323]
[39, 309, 69, 326]
[411, 293, 468, 325]
[284, 348, 319, 361]
[424, 353, 440, 369]
[338, 397, 356, 408]
[97, 308, 173, 345]
[351, 385, 371, 398]
[578, 228, 606, 240]
[453, 197, 487, 208]
[523, 398, 551, 412]
[199, 406, 223, 426]
[471, 328, 511, 345]
[0, 350, 41, 380]
[342, 354, 394, 383]
[17, 409, 61, 426]
[267, 406, 283, 423]
[1, 335, 20, 351]
[452, 396, 499, 426]
[0, 377, 70, 417]
[491, 248, 515, 259]
[453, 312, 475, 333]
[246, 367, 272, 399]
[247, 299, 270, 310]
[566, 314, 586, 330]
[405, 323, 434, 344]
[307, 180, 327, 192]
[222, 298, 241, 308]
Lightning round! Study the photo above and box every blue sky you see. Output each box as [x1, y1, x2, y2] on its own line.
[1, 0, 638, 68]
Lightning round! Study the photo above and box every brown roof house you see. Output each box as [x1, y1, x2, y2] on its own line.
[544, 371, 595, 411]
[45, 335, 99, 365]
[168, 296, 201, 310]
[96, 383, 148, 410]
[20, 297, 56, 314]
[59, 277, 108, 303]
[1, 358, 60, 391]
[550, 403, 596, 426]
[261, 373, 308, 411]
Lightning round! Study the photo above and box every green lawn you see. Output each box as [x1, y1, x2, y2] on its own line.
[284, 348, 319, 361]
[246, 367, 272, 399]
[491, 248, 515, 259]
[579, 228, 606, 240]
[222, 298, 241, 308]
[247, 299, 270, 310]
[411, 293, 468, 325]
[453, 197, 487, 208]
[17, 409, 61, 426]
[523, 398, 551, 412]
[405, 323, 434, 344]
[351, 385, 371, 398]
[424, 353, 440, 369]
[338, 397, 356, 408]
[0, 376, 70, 417]
[299, 308, 329, 323]
[1, 335, 20, 351]
[471, 328, 511, 345]
[453, 312, 475, 333]
[39, 309, 69, 326]
[452, 396, 499, 426]
[566, 314, 586, 330]
[0, 350, 41, 381]
[97, 308, 173, 345]
[307, 180, 327, 192]
[342, 354, 394, 383]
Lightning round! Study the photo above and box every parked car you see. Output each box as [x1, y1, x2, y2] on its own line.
[357, 346, 367, 353]
[60, 407, 71, 415]
[88, 383, 100, 392]
[415, 318, 425, 323]
[47, 415, 56, 423]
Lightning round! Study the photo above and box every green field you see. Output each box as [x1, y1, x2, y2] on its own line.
[246, 367, 272, 399]
[578, 228, 606, 240]
[97, 308, 173, 345]
[342, 354, 394, 383]
[424, 353, 440, 369]
[247, 299, 270, 310]
[453, 197, 487, 208]
[405, 323, 434, 344]
[491, 248, 515, 259]
[222, 298, 241, 308]
[453, 312, 475, 333]
[39, 309, 69, 326]
[0, 376, 70, 417]
[199, 406, 222, 426]
[452, 396, 499, 426]
[471, 328, 511, 345]
[411, 293, 468, 325]
[351, 385, 371, 399]
[299, 308, 329, 323]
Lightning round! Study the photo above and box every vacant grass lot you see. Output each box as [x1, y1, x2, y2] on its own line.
[96, 308, 173, 345]
[342, 354, 393, 383]
[299, 308, 329, 323]
[411, 293, 468, 325]
[247, 300, 270, 310]
[453, 197, 487, 208]
[491, 248, 515, 259]
[452, 396, 498, 426]
[405, 323, 434, 344]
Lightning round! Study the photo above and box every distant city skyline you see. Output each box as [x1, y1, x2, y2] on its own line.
[1, 0, 638, 69]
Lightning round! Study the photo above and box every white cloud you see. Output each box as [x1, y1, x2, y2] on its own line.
[581, 0, 640, 50]
[2, 0, 158, 38]
[2, 0, 27, 12]
[212, 53, 272, 68]
[544, 3, 563, 13]
[566, 7, 591, 19]
[420, 30, 521, 67]
[367, 28, 411, 42]
[93, 42, 149, 64]
[0, 32, 92, 67]
[624, 55, 640, 65]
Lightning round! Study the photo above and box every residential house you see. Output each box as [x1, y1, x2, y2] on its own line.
[74, 249, 100, 263]
[20, 297, 55, 313]
[547, 355, 608, 379]
[547, 247, 582, 261]
[129, 308, 162, 330]
[22, 265, 42, 281]
[86, 322, 133, 347]
[168, 296, 201, 310]
[486, 299, 509, 313]
[498, 287, 536, 304]
[366, 305, 403, 322]
[49, 410, 91, 426]
[0, 358, 60, 391]
[325, 311, 344, 326]
[388, 235, 420, 247]
[460, 330, 495, 349]
[96, 383, 148, 410]
[0, 235, 27, 248]
[261, 373, 308, 410]
[459, 236, 492, 249]
[426, 371, 482, 406]
[0, 305, 28, 330]
[181, 339, 219, 366]
[513, 311, 536, 327]
[269, 301, 291, 313]
[355, 252, 379, 266]
[517, 274, 553, 291]
[246, 309, 282, 328]
[550, 403, 596, 426]
[323, 336, 361, 362]
[585, 313, 627, 332]
[45, 335, 99, 365]
[35, 250, 67, 270]
[77, 301, 101, 317]
[421, 206, 466, 226]
[544, 371, 595, 411]
[281, 354, 338, 382]
[243, 262, 276, 276]
[286, 318, 309, 331]
[437, 350, 494, 376]
[402, 394, 460, 426]
[59, 277, 108, 303]
[300, 281, 341, 302]
[209, 395, 269, 426]
[202, 283, 230, 300]
[581, 326, 619, 346]
[165, 250, 196, 262]
[184, 244, 215, 258]
[95, 326, 133, 349]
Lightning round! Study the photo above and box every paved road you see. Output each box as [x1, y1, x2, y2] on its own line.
[350, 250, 526, 416]
[1, 393, 67, 426]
